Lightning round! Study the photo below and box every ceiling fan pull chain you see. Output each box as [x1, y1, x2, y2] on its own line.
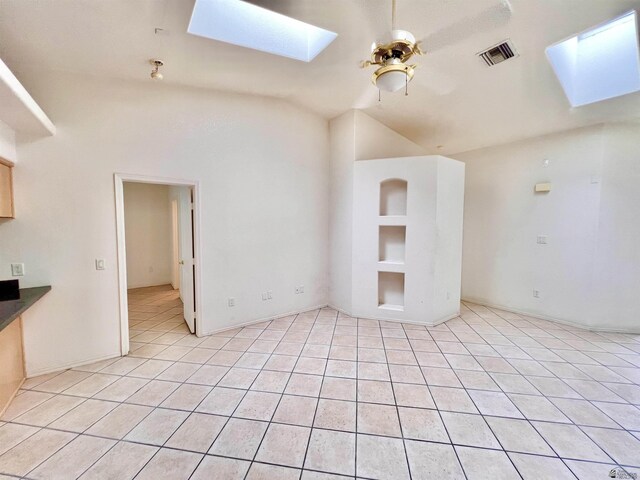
[405, 71, 408, 96]
[379, 89, 382, 102]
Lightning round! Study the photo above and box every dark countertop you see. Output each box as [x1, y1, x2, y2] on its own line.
[0, 286, 51, 333]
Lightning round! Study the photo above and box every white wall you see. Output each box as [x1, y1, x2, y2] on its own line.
[0, 71, 329, 375]
[0, 119, 16, 163]
[328, 111, 355, 313]
[123, 182, 172, 289]
[591, 122, 640, 332]
[455, 122, 640, 332]
[433, 157, 466, 321]
[355, 113, 427, 161]
[328, 110, 425, 312]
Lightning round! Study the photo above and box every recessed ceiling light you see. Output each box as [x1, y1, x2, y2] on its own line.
[546, 10, 640, 107]
[188, 0, 338, 62]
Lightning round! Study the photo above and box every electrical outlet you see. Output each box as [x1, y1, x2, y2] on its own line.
[261, 292, 267, 301]
[295, 285, 305, 294]
[295, 287, 301, 294]
[536, 235, 548, 245]
[300, 285, 304, 293]
[228, 297, 235, 307]
[267, 290, 273, 300]
[95, 259, 106, 270]
[11, 263, 25, 276]
[533, 289, 540, 298]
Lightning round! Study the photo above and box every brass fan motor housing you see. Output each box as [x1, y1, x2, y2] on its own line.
[371, 39, 422, 65]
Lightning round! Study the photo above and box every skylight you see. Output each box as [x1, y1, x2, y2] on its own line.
[546, 11, 640, 107]
[188, 0, 338, 62]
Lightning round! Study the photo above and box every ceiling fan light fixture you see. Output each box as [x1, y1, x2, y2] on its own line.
[373, 59, 415, 92]
[150, 59, 164, 80]
[360, 0, 423, 96]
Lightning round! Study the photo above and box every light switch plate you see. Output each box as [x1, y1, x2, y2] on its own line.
[95, 259, 106, 270]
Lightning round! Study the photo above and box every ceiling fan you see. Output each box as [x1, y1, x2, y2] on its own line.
[360, 0, 513, 99]
[361, 0, 423, 94]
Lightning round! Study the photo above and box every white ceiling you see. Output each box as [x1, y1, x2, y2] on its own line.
[1, 0, 640, 154]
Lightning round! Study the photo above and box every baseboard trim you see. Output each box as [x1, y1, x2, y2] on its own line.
[327, 304, 460, 328]
[461, 297, 640, 335]
[27, 305, 331, 377]
[26, 351, 121, 378]
[126, 282, 174, 290]
[199, 303, 330, 337]
[42, 296, 634, 380]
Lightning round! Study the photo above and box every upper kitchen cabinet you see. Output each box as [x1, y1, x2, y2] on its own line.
[0, 57, 55, 219]
[0, 162, 13, 218]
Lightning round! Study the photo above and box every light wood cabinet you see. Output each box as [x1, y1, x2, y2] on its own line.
[0, 317, 25, 416]
[0, 162, 14, 218]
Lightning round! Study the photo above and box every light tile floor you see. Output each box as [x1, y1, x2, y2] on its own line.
[1, 285, 640, 479]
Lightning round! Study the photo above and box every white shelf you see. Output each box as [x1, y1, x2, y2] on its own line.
[0, 57, 55, 137]
[378, 303, 404, 312]
[377, 261, 405, 273]
[378, 215, 407, 226]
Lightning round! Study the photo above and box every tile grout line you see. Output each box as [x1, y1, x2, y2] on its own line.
[186, 311, 312, 480]
[295, 309, 338, 480]
[401, 321, 470, 480]
[382, 323, 415, 480]
[460, 307, 624, 475]
[485, 305, 623, 474]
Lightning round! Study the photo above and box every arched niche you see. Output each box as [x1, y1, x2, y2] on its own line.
[379, 179, 407, 216]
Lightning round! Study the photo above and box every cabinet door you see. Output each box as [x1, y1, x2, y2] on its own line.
[0, 163, 14, 218]
[0, 318, 25, 416]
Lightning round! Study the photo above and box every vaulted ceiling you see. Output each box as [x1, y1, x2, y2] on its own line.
[1, 0, 640, 154]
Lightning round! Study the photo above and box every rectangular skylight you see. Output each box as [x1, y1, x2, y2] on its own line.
[188, 0, 338, 62]
[546, 10, 640, 107]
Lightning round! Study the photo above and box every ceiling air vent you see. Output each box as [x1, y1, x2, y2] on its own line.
[478, 40, 518, 66]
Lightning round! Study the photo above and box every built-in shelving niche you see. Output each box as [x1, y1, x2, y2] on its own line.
[379, 226, 406, 264]
[378, 271, 405, 311]
[379, 179, 407, 216]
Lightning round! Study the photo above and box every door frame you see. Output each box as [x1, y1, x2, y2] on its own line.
[114, 173, 203, 355]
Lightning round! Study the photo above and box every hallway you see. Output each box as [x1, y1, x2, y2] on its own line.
[128, 285, 190, 355]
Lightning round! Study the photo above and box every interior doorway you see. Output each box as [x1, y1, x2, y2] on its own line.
[114, 174, 201, 355]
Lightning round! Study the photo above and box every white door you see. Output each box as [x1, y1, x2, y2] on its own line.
[178, 187, 195, 333]
[171, 200, 180, 291]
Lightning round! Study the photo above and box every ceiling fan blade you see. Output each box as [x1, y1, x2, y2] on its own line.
[421, 0, 513, 53]
[412, 64, 457, 96]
